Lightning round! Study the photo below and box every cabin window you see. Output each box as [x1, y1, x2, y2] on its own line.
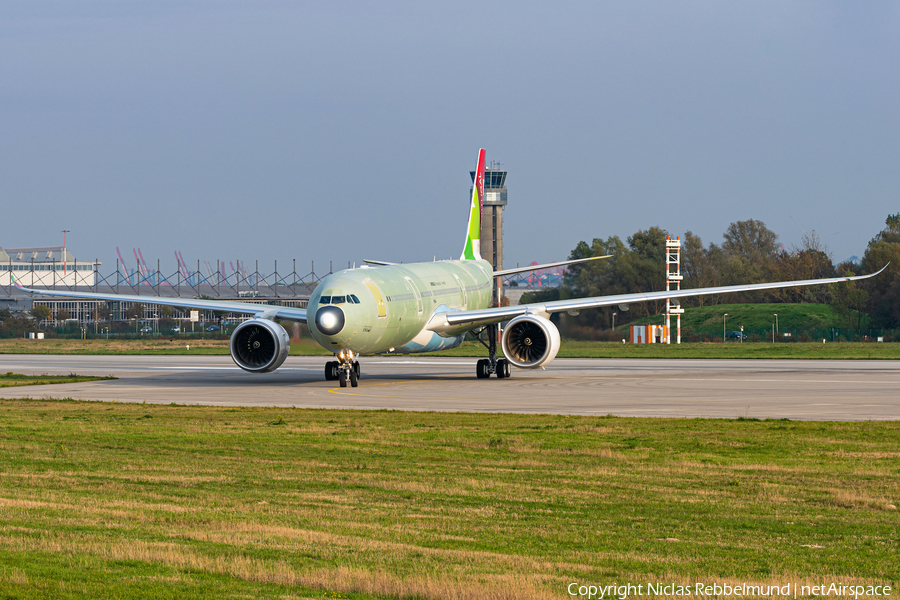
[331, 296, 346, 305]
[349, 294, 360, 304]
[319, 296, 331, 304]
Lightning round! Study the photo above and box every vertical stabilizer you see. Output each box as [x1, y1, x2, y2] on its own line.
[460, 148, 485, 260]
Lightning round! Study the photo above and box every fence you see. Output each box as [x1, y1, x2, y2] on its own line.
[568, 326, 898, 343]
[2, 258, 334, 299]
[679, 328, 897, 343]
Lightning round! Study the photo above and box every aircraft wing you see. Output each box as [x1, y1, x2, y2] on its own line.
[426, 264, 889, 334]
[12, 277, 307, 322]
[493, 255, 612, 277]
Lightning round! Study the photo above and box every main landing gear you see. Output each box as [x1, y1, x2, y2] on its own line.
[474, 324, 510, 379]
[325, 351, 360, 388]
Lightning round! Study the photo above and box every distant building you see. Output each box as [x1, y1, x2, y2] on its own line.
[0, 246, 100, 287]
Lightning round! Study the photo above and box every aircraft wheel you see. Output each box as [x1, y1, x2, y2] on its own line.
[354, 361, 361, 379]
[476, 359, 489, 379]
[496, 358, 510, 379]
[324, 361, 337, 381]
[339, 369, 348, 388]
[349, 368, 358, 387]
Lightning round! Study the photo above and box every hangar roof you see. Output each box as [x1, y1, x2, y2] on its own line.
[0, 246, 78, 264]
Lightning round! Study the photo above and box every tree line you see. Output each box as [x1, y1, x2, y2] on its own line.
[521, 214, 900, 333]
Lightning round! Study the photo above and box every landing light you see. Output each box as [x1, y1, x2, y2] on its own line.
[314, 306, 345, 336]
[320, 312, 338, 329]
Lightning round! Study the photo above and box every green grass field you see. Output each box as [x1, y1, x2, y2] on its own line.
[0, 337, 332, 356]
[429, 340, 900, 360]
[631, 303, 845, 332]
[0, 372, 116, 388]
[3, 337, 900, 360]
[0, 400, 897, 599]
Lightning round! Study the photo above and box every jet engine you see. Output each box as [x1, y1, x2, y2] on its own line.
[229, 319, 290, 373]
[500, 314, 561, 369]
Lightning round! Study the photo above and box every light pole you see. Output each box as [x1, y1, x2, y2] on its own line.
[612, 311, 617, 332]
[774, 313, 778, 342]
[61, 230, 70, 277]
[723, 313, 728, 342]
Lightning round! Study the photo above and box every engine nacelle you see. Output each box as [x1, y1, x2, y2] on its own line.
[229, 319, 290, 373]
[500, 314, 561, 369]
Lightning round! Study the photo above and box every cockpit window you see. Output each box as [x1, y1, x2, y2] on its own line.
[319, 296, 331, 304]
[349, 294, 360, 304]
[331, 295, 346, 305]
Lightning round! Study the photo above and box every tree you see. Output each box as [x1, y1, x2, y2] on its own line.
[0, 311, 30, 337]
[680, 231, 724, 307]
[95, 304, 112, 322]
[30, 305, 51, 322]
[830, 273, 869, 335]
[719, 219, 779, 286]
[860, 214, 900, 328]
[57, 308, 71, 321]
[562, 227, 669, 331]
[621, 226, 669, 316]
[771, 231, 835, 303]
[126, 303, 144, 320]
[564, 235, 632, 329]
[722, 219, 779, 261]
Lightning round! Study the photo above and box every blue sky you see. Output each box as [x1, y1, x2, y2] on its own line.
[2, 1, 898, 274]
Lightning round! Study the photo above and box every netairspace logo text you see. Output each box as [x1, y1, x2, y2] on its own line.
[567, 582, 892, 599]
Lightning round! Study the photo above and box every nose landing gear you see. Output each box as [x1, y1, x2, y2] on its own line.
[325, 351, 361, 387]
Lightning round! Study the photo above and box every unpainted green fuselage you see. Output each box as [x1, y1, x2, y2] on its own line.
[307, 259, 494, 355]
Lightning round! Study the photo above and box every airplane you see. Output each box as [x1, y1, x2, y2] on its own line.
[14, 149, 888, 388]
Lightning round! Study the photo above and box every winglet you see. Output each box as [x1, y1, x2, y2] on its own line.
[362, 259, 397, 266]
[460, 148, 485, 261]
[10, 273, 23, 290]
[868, 262, 891, 277]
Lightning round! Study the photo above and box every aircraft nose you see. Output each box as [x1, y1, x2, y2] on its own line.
[314, 305, 345, 336]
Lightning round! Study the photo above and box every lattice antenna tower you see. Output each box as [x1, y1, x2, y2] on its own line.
[665, 236, 684, 344]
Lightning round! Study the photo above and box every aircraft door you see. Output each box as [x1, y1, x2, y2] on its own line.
[453, 274, 467, 308]
[404, 277, 423, 314]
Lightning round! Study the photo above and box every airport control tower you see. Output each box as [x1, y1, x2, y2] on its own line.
[470, 164, 508, 272]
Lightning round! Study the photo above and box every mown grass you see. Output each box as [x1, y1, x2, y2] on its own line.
[0, 337, 233, 355]
[0, 400, 897, 599]
[427, 340, 900, 360]
[0, 337, 331, 356]
[3, 337, 900, 360]
[0, 372, 116, 388]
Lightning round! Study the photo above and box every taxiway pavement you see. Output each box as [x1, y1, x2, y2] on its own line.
[0, 354, 897, 420]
